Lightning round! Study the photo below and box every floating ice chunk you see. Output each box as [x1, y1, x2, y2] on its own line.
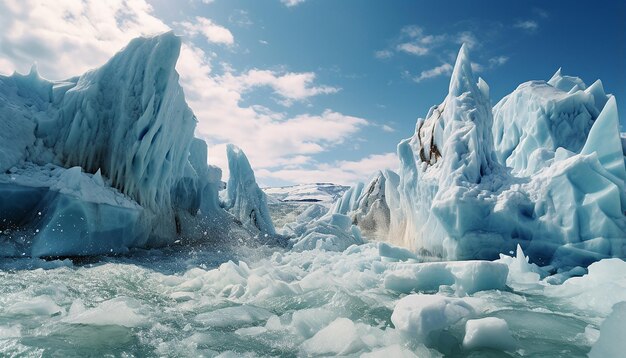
[462, 317, 516, 351]
[289, 308, 337, 339]
[6, 295, 63, 316]
[378, 242, 418, 262]
[391, 294, 474, 342]
[223, 144, 276, 235]
[544, 258, 626, 315]
[195, 305, 273, 328]
[300, 318, 365, 355]
[588, 302, 626, 358]
[496, 245, 545, 287]
[63, 297, 147, 328]
[383, 261, 507, 295]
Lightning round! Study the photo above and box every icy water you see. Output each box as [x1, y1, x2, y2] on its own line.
[0, 240, 617, 358]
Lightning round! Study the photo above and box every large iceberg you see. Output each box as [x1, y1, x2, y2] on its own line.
[338, 44, 626, 267]
[0, 33, 264, 257]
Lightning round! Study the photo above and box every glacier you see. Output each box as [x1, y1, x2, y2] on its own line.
[0, 32, 266, 257]
[337, 44, 626, 267]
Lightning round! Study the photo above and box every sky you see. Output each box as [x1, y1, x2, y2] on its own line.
[0, 0, 624, 187]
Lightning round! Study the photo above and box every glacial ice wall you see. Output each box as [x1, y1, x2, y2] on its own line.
[0, 33, 258, 256]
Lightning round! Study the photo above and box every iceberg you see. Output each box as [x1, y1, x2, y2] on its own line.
[336, 44, 626, 267]
[0, 33, 268, 257]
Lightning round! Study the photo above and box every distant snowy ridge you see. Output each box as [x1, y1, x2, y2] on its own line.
[263, 183, 349, 204]
[337, 45, 626, 267]
[0, 32, 274, 257]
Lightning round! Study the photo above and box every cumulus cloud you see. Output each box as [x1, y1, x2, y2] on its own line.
[0, 0, 169, 79]
[281, 0, 306, 7]
[381, 124, 395, 132]
[412, 63, 453, 83]
[219, 69, 339, 105]
[514, 20, 539, 31]
[375, 50, 393, 59]
[396, 43, 429, 56]
[176, 16, 234, 45]
[488, 55, 509, 67]
[381, 25, 482, 62]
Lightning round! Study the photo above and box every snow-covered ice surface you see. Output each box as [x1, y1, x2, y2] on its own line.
[0, 242, 623, 357]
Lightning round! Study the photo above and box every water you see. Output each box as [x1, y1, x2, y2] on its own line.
[0, 239, 611, 357]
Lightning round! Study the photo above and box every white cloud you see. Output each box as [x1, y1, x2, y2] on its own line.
[412, 63, 453, 83]
[455, 31, 478, 49]
[176, 16, 234, 45]
[229, 9, 253, 28]
[281, 0, 306, 7]
[0, 0, 169, 78]
[219, 69, 339, 105]
[259, 40, 269, 45]
[514, 20, 539, 31]
[396, 43, 429, 56]
[381, 124, 395, 132]
[488, 55, 509, 67]
[257, 152, 399, 185]
[375, 50, 393, 59]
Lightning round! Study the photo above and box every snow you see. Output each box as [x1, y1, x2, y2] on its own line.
[589, 302, 626, 358]
[223, 144, 276, 235]
[462, 317, 516, 350]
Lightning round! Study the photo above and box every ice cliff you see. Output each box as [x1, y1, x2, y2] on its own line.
[341, 45, 626, 267]
[0, 33, 267, 257]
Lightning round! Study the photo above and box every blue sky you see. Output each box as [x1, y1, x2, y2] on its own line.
[1, 0, 624, 186]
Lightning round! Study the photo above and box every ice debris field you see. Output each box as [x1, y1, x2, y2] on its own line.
[0, 33, 625, 357]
